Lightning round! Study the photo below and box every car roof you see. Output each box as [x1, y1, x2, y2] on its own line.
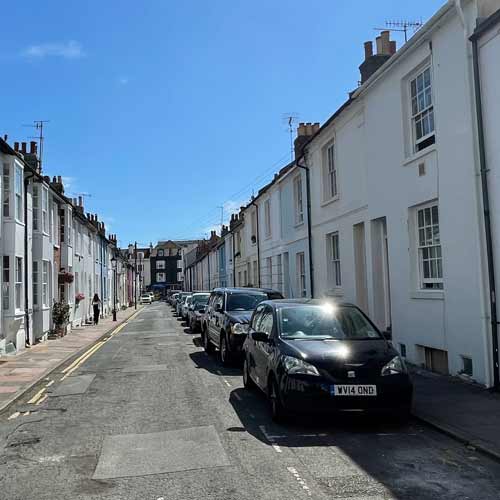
[212, 287, 281, 294]
[261, 298, 357, 308]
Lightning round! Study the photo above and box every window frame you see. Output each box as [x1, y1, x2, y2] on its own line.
[293, 175, 304, 225]
[32, 184, 40, 231]
[324, 142, 338, 201]
[15, 256, 23, 311]
[15, 165, 23, 223]
[33, 261, 39, 307]
[410, 66, 435, 152]
[3, 256, 10, 311]
[42, 260, 49, 307]
[296, 252, 306, 298]
[327, 232, 342, 288]
[156, 260, 166, 270]
[3, 163, 10, 218]
[42, 186, 49, 234]
[264, 199, 271, 238]
[416, 203, 443, 290]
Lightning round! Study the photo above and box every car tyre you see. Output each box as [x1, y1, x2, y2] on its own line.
[243, 357, 255, 390]
[203, 328, 215, 354]
[220, 334, 232, 366]
[269, 378, 287, 423]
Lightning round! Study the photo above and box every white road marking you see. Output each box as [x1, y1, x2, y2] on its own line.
[38, 455, 65, 463]
[260, 425, 283, 453]
[287, 467, 312, 496]
[45, 380, 54, 387]
[233, 393, 242, 401]
[222, 379, 231, 387]
[8, 412, 20, 420]
[272, 444, 282, 453]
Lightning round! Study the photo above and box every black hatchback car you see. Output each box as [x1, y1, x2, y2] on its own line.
[202, 287, 283, 365]
[242, 299, 413, 422]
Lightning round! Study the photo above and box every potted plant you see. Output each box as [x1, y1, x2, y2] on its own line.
[52, 301, 70, 337]
[58, 271, 74, 284]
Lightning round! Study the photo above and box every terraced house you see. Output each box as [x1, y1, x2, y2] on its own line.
[0, 137, 134, 355]
[184, 0, 500, 388]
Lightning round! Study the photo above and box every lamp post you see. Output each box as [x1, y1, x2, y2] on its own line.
[111, 256, 117, 321]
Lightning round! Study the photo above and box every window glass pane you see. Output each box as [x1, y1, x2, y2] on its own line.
[424, 68, 431, 86]
[410, 79, 416, 98]
[417, 73, 424, 92]
[415, 119, 422, 140]
[425, 87, 432, 108]
[437, 259, 443, 278]
[423, 260, 430, 278]
[424, 208, 431, 226]
[425, 227, 432, 242]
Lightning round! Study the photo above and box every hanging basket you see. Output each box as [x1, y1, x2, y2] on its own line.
[58, 272, 74, 284]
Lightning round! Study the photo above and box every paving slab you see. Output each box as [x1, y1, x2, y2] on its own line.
[50, 374, 96, 397]
[93, 425, 231, 479]
[122, 364, 168, 373]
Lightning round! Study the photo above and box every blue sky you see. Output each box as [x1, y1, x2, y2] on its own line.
[2, 0, 444, 247]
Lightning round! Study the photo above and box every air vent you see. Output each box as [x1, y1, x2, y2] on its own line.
[418, 162, 426, 176]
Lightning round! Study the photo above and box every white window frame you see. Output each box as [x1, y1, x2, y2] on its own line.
[327, 232, 341, 288]
[156, 260, 165, 270]
[3, 163, 10, 218]
[67, 211, 72, 246]
[410, 66, 435, 152]
[157, 271, 166, 282]
[276, 254, 283, 293]
[293, 175, 304, 224]
[33, 261, 39, 307]
[250, 211, 257, 243]
[15, 165, 23, 223]
[324, 142, 338, 201]
[416, 203, 443, 290]
[3, 256, 10, 310]
[296, 252, 306, 298]
[42, 260, 49, 307]
[32, 185, 40, 231]
[264, 199, 271, 238]
[266, 257, 272, 288]
[15, 257, 23, 310]
[42, 186, 49, 234]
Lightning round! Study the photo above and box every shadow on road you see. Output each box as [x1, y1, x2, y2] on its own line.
[189, 350, 242, 377]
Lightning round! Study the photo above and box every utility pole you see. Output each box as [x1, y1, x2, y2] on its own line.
[134, 241, 138, 309]
[374, 20, 423, 43]
[24, 120, 49, 171]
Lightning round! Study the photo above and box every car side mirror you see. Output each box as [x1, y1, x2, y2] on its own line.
[382, 329, 392, 341]
[251, 331, 269, 343]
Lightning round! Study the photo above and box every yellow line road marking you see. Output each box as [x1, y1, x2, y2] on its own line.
[36, 394, 48, 405]
[46, 380, 54, 387]
[61, 342, 104, 374]
[27, 387, 47, 405]
[62, 341, 105, 379]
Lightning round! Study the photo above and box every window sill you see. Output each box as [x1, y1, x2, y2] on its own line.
[294, 221, 305, 229]
[402, 145, 437, 166]
[321, 195, 339, 208]
[323, 288, 344, 297]
[410, 290, 444, 300]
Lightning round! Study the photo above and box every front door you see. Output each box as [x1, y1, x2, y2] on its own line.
[253, 306, 275, 389]
[209, 292, 224, 345]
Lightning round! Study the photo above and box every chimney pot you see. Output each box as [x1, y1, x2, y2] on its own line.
[14, 142, 19, 151]
[364, 41, 373, 59]
[30, 141, 37, 154]
[380, 30, 391, 54]
[375, 35, 383, 55]
[389, 40, 397, 55]
[78, 195, 83, 207]
[21, 142, 27, 153]
[57, 175, 62, 183]
[3, 134, 7, 141]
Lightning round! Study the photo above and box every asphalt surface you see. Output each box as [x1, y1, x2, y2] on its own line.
[1, 302, 500, 500]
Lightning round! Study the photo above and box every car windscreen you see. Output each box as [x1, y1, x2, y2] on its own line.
[192, 295, 209, 306]
[226, 292, 268, 311]
[279, 305, 382, 340]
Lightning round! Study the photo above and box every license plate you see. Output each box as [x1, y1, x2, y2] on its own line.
[331, 385, 377, 396]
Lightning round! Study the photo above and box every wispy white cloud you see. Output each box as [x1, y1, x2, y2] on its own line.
[201, 199, 247, 237]
[22, 40, 85, 59]
[118, 76, 129, 85]
[61, 176, 76, 192]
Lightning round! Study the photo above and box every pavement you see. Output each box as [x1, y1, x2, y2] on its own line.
[0, 306, 141, 415]
[1, 301, 499, 499]
[411, 366, 500, 462]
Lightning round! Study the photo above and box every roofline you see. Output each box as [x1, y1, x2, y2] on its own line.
[470, 7, 500, 41]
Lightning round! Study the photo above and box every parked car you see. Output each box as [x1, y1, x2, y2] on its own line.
[202, 287, 283, 365]
[187, 292, 210, 332]
[168, 292, 179, 306]
[181, 295, 194, 320]
[140, 293, 152, 304]
[242, 299, 413, 422]
[175, 292, 192, 316]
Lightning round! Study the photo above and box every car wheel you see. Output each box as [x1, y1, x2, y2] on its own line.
[243, 357, 255, 390]
[203, 328, 214, 354]
[220, 334, 232, 366]
[269, 378, 287, 423]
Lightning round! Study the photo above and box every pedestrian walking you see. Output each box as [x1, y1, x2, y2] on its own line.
[92, 294, 102, 325]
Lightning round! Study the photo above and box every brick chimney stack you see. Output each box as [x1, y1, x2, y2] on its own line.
[294, 122, 320, 159]
[359, 31, 396, 84]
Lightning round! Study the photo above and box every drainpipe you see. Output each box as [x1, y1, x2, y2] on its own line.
[232, 231, 236, 287]
[249, 200, 261, 287]
[23, 172, 36, 346]
[207, 252, 211, 290]
[470, 30, 500, 390]
[297, 156, 315, 298]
